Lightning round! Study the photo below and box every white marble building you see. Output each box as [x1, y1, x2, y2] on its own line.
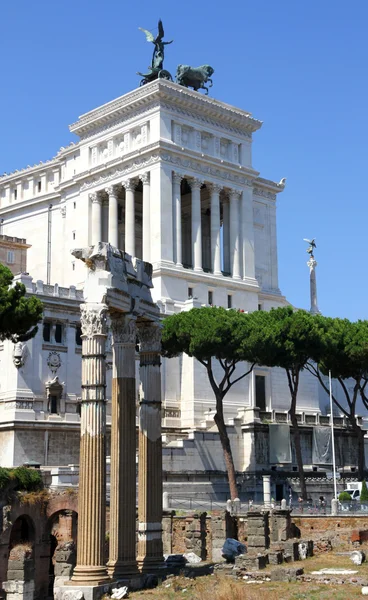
[0, 79, 346, 471]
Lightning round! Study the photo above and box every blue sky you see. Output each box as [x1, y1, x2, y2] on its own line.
[1, 1, 367, 320]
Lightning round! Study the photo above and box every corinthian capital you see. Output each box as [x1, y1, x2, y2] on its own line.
[89, 192, 102, 204]
[228, 188, 242, 200]
[189, 177, 204, 191]
[139, 172, 150, 185]
[172, 172, 183, 186]
[137, 322, 162, 353]
[80, 304, 108, 338]
[208, 183, 222, 195]
[110, 314, 136, 345]
[122, 178, 136, 192]
[105, 185, 118, 197]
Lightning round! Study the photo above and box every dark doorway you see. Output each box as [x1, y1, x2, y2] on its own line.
[275, 483, 284, 502]
[48, 534, 58, 598]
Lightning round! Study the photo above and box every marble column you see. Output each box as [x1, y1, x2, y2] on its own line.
[90, 192, 102, 245]
[229, 189, 241, 279]
[241, 185, 256, 280]
[140, 172, 151, 263]
[209, 183, 222, 275]
[137, 322, 164, 571]
[190, 178, 203, 272]
[123, 179, 135, 256]
[107, 314, 138, 577]
[173, 173, 183, 267]
[106, 185, 119, 248]
[71, 304, 109, 585]
[222, 199, 230, 274]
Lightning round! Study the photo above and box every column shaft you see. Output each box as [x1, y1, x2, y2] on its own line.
[107, 186, 119, 248]
[137, 323, 164, 571]
[210, 184, 221, 275]
[91, 193, 102, 245]
[191, 179, 202, 271]
[141, 173, 151, 262]
[230, 190, 241, 279]
[241, 186, 256, 280]
[108, 315, 138, 576]
[71, 304, 109, 585]
[173, 173, 182, 266]
[124, 180, 135, 256]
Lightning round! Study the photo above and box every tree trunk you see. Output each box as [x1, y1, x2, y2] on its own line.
[353, 423, 365, 481]
[214, 406, 238, 500]
[290, 409, 307, 500]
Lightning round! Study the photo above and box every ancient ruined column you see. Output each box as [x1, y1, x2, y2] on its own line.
[137, 321, 164, 571]
[107, 314, 138, 577]
[71, 304, 109, 585]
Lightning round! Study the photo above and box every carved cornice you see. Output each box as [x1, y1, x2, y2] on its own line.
[111, 314, 136, 345]
[137, 322, 161, 353]
[80, 304, 108, 337]
[80, 153, 160, 192]
[253, 188, 277, 201]
[161, 153, 255, 188]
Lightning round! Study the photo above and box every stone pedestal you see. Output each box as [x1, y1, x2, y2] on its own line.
[107, 315, 138, 577]
[246, 511, 269, 552]
[137, 322, 164, 571]
[270, 509, 292, 543]
[71, 304, 109, 585]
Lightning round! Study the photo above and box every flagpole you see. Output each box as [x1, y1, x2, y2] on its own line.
[329, 370, 338, 499]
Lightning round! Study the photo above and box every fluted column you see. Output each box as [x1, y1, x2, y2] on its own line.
[106, 185, 118, 248]
[90, 193, 102, 245]
[229, 189, 241, 279]
[173, 173, 183, 266]
[71, 304, 109, 585]
[190, 178, 203, 272]
[140, 172, 151, 262]
[123, 179, 135, 256]
[107, 315, 138, 577]
[137, 322, 164, 571]
[241, 185, 256, 280]
[209, 183, 222, 275]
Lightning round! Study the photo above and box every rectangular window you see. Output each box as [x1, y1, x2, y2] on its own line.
[37, 181, 42, 193]
[6, 250, 15, 264]
[255, 375, 266, 411]
[50, 395, 58, 414]
[72, 231, 76, 240]
[43, 322, 51, 342]
[54, 324, 63, 344]
[258, 303, 263, 311]
[13, 189, 17, 200]
[227, 295, 232, 309]
[75, 326, 82, 346]
[188, 287, 193, 299]
[73, 202, 76, 209]
[72, 262, 75, 271]
[208, 290, 213, 305]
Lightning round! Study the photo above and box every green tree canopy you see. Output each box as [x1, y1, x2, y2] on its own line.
[249, 306, 326, 499]
[306, 316, 368, 480]
[0, 264, 43, 341]
[162, 306, 265, 500]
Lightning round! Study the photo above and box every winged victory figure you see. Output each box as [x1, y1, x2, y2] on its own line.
[137, 19, 173, 85]
[303, 238, 317, 257]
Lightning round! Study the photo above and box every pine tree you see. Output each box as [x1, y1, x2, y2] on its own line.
[0, 264, 43, 341]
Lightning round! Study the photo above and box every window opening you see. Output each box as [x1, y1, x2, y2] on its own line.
[255, 375, 266, 411]
[188, 287, 193, 299]
[75, 326, 82, 346]
[227, 295, 232, 309]
[7, 250, 15, 264]
[208, 290, 213, 305]
[54, 324, 62, 344]
[43, 322, 51, 342]
[50, 395, 58, 414]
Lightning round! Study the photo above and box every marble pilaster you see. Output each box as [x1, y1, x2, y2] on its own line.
[209, 183, 222, 275]
[137, 322, 164, 571]
[229, 189, 241, 279]
[173, 173, 183, 266]
[140, 172, 151, 263]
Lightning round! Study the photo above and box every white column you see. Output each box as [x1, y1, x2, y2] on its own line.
[190, 178, 203, 272]
[222, 199, 230, 274]
[106, 185, 119, 248]
[140, 172, 150, 262]
[229, 189, 241, 279]
[209, 183, 221, 275]
[90, 192, 102, 245]
[241, 185, 255, 280]
[123, 179, 135, 256]
[173, 172, 183, 266]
